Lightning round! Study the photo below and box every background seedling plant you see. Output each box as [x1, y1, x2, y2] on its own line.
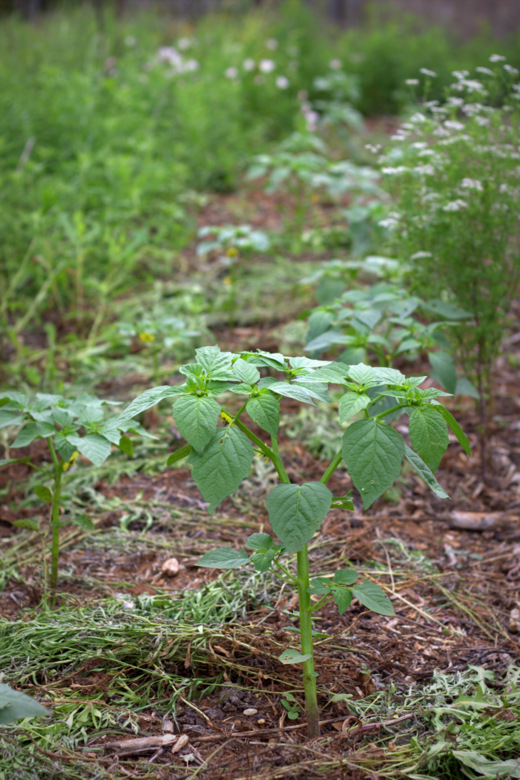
[304, 281, 474, 396]
[0, 392, 142, 602]
[116, 346, 469, 738]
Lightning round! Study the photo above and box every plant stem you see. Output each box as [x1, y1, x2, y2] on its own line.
[235, 421, 322, 737]
[320, 448, 343, 485]
[47, 439, 63, 604]
[296, 545, 320, 738]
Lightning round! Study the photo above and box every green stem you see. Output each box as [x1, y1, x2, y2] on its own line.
[320, 448, 343, 485]
[310, 593, 334, 613]
[273, 557, 298, 585]
[236, 421, 320, 736]
[374, 403, 407, 420]
[47, 439, 63, 604]
[297, 545, 320, 738]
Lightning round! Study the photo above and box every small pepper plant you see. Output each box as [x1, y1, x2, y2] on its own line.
[0, 392, 143, 601]
[114, 346, 469, 738]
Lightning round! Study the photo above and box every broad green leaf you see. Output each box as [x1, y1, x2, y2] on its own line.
[240, 350, 286, 370]
[189, 425, 254, 512]
[279, 649, 311, 664]
[332, 588, 353, 615]
[246, 395, 279, 437]
[0, 410, 24, 429]
[305, 310, 335, 348]
[246, 533, 274, 551]
[0, 684, 49, 724]
[172, 395, 221, 453]
[167, 444, 192, 466]
[13, 518, 39, 532]
[409, 407, 449, 473]
[404, 445, 449, 499]
[308, 577, 332, 595]
[431, 404, 471, 456]
[68, 514, 95, 532]
[454, 377, 479, 399]
[233, 358, 260, 385]
[195, 346, 234, 378]
[371, 367, 407, 386]
[334, 569, 358, 586]
[197, 548, 249, 569]
[33, 485, 53, 504]
[266, 482, 332, 552]
[346, 364, 385, 387]
[263, 381, 316, 406]
[453, 751, 520, 779]
[338, 392, 371, 422]
[289, 356, 332, 369]
[53, 432, 77, 462]
[251, 550, 276, 572]
[66, 434, 111, 467]
[12, 422, 55, 448]
[343, 419, 404, 509]
[109, 386, 186, 429]
[352, 581, 394, 616]
[117, 435, 133, 457]
[294, 363, 349, 385]
[429, 351, 457, 393]
[292, 380, 330, 404]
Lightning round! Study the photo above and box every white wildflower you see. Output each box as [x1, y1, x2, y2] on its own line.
[412, 142, 428, 149]
[184, 59, 199, 72]
[177, 37, 192, 50]
[406, 79, 419, 86]
[504, 64, 520, 76]
[381, 166, 409, 175]
[420, 68, 437, 77]
[410, 251, 432, 260]
[259, 59, 275, 73]
[243, 58, 255, 71]
[378, 217, 399, 229]
[446, 96, 465, 107]
[157, 46, 181, 66]
[225, 66, 239, 79]
[444, 120, 465, 131]
[329, 59, 342, 70]
[276, 76, 289, 89]
[409, 112, 427, 123]
[415, 164, 435, 176]
[461, 178, 483, 191]
[476, 67, 494, 76]
[489, 54, 506, 62]
[442, 199, 468, 212]
[452, 70, 470, 79]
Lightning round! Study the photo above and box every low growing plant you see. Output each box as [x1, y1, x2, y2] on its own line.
[0, 392, 143, 601]
[113, 345, 469, 738]
[304, 280, 474, 396]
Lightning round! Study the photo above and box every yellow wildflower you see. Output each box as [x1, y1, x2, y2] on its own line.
[138, 332, 156, 343]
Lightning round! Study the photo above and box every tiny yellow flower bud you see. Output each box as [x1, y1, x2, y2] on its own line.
[138, 332, 156, 343]
[220, 411, 233, 424]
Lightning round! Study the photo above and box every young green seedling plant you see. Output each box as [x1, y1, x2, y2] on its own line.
[115, 346, 469, 738]
[304, 282, 474, 396]
[0, 392, 143, 602]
